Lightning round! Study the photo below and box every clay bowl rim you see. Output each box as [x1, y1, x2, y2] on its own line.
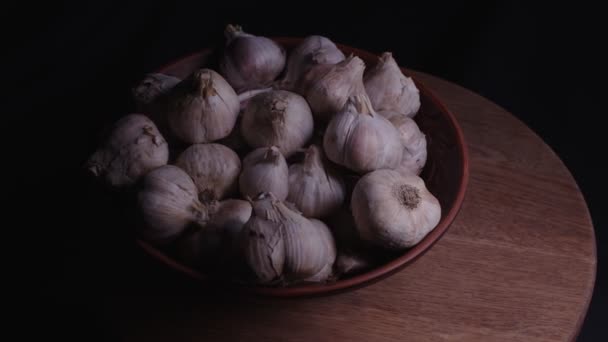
[135, 37, 470, 298]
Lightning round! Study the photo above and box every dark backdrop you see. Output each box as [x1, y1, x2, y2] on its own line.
[7, 1, 605, 341]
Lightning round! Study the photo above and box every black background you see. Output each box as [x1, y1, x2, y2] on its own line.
[7, 1, 605, 341]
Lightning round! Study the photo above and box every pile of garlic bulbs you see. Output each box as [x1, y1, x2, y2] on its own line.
[87, 25, 441, 286]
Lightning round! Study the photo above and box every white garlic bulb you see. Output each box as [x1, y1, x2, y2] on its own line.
[287, 145, 345, 218]
[304, 55, 367, 121]
[241, 90, 314, 157]
[351, 169, 441, 250]
[323, 95, 403, 173]
[364, 52, 420, 118]
[239, 146, 289, 200]
[137, 165, 211, 244]
[165, 69, 239, 144]
[86, 114, 169, 187]
[132, 73, 181, 111]
[175, 143, 241, 201]
[279, 35, 345, 91]
[177, 199, 252, 269]
[219, 24, 286, 93]
[241, 193, 336, 284]
[386, 114, 427, 175]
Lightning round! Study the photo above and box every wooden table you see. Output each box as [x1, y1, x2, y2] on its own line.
[109, 72, 596, 342]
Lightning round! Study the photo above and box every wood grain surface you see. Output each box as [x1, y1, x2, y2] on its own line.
[107, 72, 596, 342]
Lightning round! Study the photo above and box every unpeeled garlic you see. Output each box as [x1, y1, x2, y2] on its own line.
[240, 90, 314, 157]
[364, 52, 420, 118]
[351, 169, 441, 250]
[384, 113, 427, 175]
[287, 145, 345, 218]
[220, 24, 286, 93]
[136, 165, 212, 244]
[239, 146, 288, 200]
[177, 199, 252, 270]
[279, 35, 345, 91]
[241, 193, 336, 284]
[175, 143, 241, 201]
[164, 69, 239, 144]
[303, 55, 367, 121]
[86, 114, 169, 187]
[323, 95, 403, 173]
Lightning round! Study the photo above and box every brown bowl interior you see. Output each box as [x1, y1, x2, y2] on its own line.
[136, 37, 470, 297]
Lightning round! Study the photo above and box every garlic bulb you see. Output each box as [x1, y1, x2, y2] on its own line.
[165, 68, 239, 144]
[351, 169, 441, 250]
[387, 114, 427, 175]
[241, 193, 336, 284]
[287, 145, 345, 218]
[241, 90, 314, 157]
[86, 114, 169, 187]
[175, 143, 241, 201]
[177, 199, 252, 269]
[323, 95, 403, 173]
[279, 35, 345, 91]
[219, 24, 286, 93]
[239, 146, 289, 200]
[137, 165, 212, 244]
[132, 73, 181, 111]
[364, 52, 420, 118]
[304, 55, 367, 121]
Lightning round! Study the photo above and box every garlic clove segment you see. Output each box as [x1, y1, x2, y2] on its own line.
[287, 145, 345, 218]
[219, 24, 286, 94]
[165, 68, 240, 144]
[239, 146, 289, 200]
[86, 114, 169, 187]
[294, 218, 337, 283]
[240, 90, 314, 157]
[240, 193, 336, 285]
[364, 52, 420, 118]
[351, 169, 441, 250]
[279, 35, 345, 91]
[386, 114, 427, 175]
[136, 165, 211, 244]
[323, 95, 403, 173]
[304, 54, 367, 121]
[175, 143, 241, 201]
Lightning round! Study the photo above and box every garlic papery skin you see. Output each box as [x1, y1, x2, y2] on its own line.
[364, 52, 420, 118]
[237, 87, 273, 111]
[387, 114, 427, 175]
[86, 114, 169, 187]
[279, 35, 345, 91]
[239, 146, 289, 200]
[287, 145, 345, 218]
[304, 55, 367, 121]
[137, 165, 211, 245]
[241, 193, 336, 284]
[334, 252, 373, 277]
[132, 73, 181, 111]
[175, 143, 241, 201]
[219, 24, 286, 93]
[241, 90, 314, 157]
[165, 68, 239, 144]
[351, 169, 441, 250]
[177, 199, 252, 269]
[323, 95, 403, 173]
